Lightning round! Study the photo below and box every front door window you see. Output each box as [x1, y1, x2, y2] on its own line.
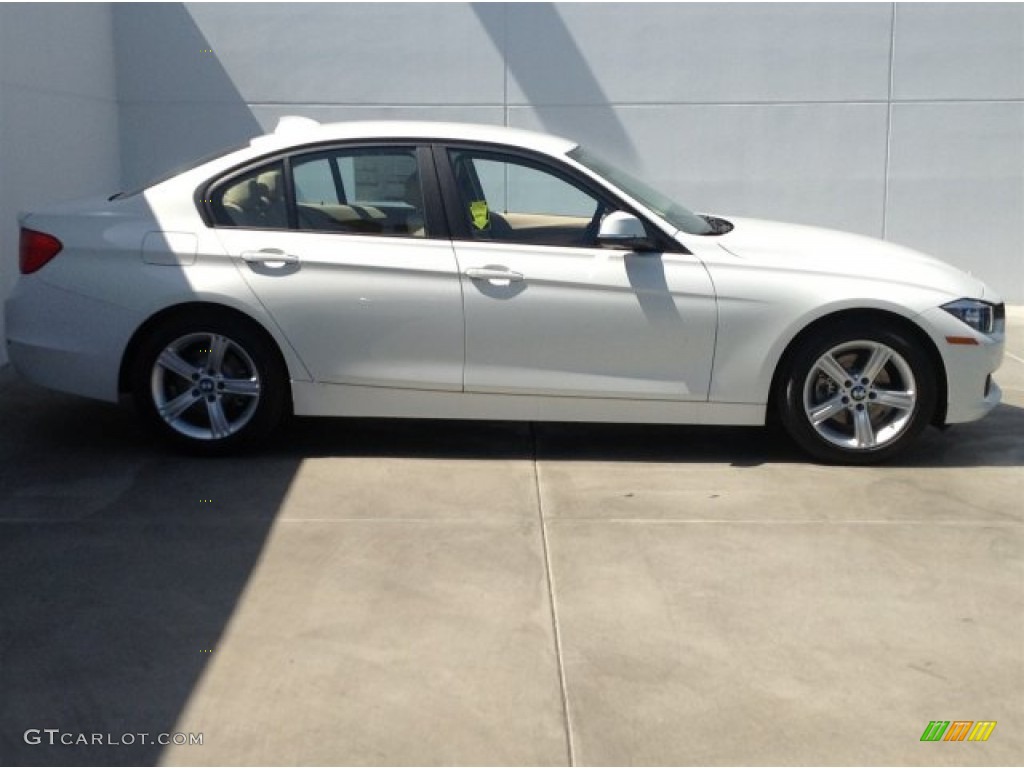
[447, 150, 607, 248]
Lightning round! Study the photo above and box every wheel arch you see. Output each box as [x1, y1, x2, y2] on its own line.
[118, 302, 295, 412]
[766, 308, 948, 427]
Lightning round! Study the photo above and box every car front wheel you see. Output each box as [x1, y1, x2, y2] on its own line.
[778, 323, 937, 464]
[132, 313, 288, 453]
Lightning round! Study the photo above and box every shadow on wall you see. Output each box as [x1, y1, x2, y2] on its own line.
[115, 2, 637, 187]
[0, 9, 281, 767]
[113, 3, 263, 189]
[0, 3, 122, 366]
[471, 2, 638, 166]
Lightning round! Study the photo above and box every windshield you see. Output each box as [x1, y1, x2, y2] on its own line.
[567, 146, 713, 236]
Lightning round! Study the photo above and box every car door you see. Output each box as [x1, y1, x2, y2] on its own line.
[438, 145, 717, 401]
[208, 145, 464, 391]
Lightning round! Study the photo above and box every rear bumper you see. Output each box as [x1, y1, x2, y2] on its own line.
[4, 277, 139, 403]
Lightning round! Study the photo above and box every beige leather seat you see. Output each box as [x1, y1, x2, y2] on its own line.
[221, 178, 260, 227]
[256, 169, 287, 228]
[219, 169, 287, 229]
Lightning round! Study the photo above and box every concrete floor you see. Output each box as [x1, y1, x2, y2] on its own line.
[1, 311, 1022, 766]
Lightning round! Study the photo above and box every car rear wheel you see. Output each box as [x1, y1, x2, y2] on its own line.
[778, 323, 937, 464]
[132, 313, 288, 453]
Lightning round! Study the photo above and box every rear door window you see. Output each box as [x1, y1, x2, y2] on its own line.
[292, 147, 426, 238]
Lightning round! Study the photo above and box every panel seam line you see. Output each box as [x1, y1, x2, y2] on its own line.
[881, 1, 897, 240]
[503, 0, 509, 128]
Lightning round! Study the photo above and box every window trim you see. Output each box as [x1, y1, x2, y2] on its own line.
[282, 155, 298, 230]
[329, 155, 347, 204]
[195, 140, 450, 240]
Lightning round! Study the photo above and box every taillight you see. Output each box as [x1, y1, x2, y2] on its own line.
[19, 228, 63, 274]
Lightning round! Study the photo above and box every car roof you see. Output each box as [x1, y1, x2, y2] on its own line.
[247, 117, 579, 156]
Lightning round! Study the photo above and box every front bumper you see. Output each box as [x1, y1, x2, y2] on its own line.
[916, 306, 1005, 424]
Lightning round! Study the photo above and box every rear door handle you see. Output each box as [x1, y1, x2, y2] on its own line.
[241, 249, 299, 266]
[463, 267, 524, 283]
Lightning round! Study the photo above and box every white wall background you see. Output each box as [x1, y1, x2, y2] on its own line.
[2, 2, 1022, 364]
[0, 2, 121, 364]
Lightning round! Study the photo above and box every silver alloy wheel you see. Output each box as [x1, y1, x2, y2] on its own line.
[150, 332, 261, 441]
[802, 340, 918, 451]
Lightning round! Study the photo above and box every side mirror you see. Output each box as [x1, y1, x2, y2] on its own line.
[597, 211, 657, 251]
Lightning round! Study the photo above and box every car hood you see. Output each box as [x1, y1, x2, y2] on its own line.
[706, 216, 990, 300]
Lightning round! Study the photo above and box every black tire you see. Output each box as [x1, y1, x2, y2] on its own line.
[777, 321, 937, 464]
[131, 311, 289, 454]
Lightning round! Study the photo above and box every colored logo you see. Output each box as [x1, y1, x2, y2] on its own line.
[921, 721, 996, 742]
[470, 200, 490, 231]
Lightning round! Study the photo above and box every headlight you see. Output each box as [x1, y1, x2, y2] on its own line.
[941, 299, 1005, 335]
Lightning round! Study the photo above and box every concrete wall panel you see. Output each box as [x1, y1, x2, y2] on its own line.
[0, 2, 117, 99]
[0, 3, 120, 365]
[512, 103, 889, 237]
[893, 3, 1024, 101]
[177, 3, 506, 106]
[886, 101, 1024, 297]
[504, 3, 893, 105]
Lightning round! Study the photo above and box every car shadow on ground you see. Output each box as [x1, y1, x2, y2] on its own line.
[274, 401, 1024, 469]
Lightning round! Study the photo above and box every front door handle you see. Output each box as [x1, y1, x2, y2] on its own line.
[463, 267, 524, 284]
[241, 249, 299, 266]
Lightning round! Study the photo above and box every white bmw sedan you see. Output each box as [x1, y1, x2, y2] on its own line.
[5, 119, 1005, 463]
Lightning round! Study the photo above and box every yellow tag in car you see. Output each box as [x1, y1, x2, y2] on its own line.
[470, 200, 489, 231]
